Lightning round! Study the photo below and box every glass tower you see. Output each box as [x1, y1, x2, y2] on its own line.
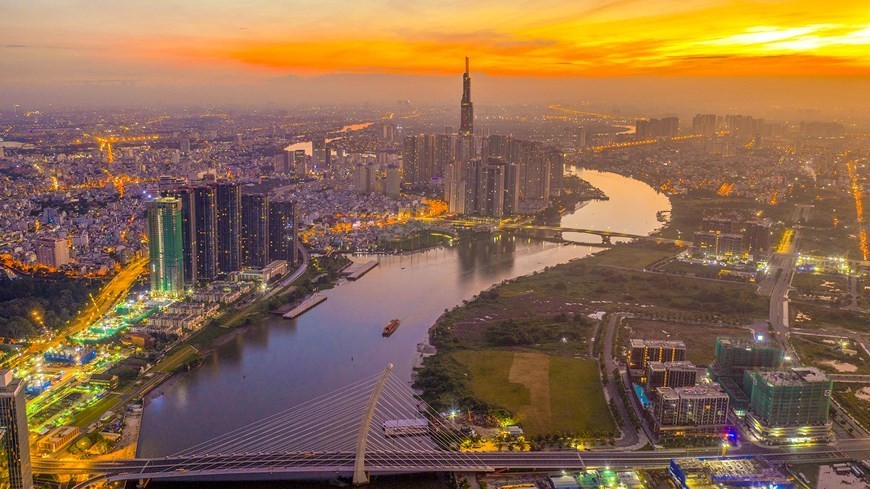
[147, 197, 185, 297]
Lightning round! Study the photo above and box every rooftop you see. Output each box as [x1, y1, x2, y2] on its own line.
[648, 360, 696, 371]
[630, 339, 686, 349]
[658, 383, 728, 399]
[757, 367, 830, 386]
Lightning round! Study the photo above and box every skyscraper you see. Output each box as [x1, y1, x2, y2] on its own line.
[241, 194, 269, 269]
[160, 187, 197, 284]
[459, 57, 474, 137]
[269, 201, 297, 265]
[193, 184, 218, 281]
[147, 197, 185, 297]
[216, 181, 241, 273]
[0, 370, 31, 489]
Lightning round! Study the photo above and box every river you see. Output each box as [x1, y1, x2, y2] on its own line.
[137, 169, 670, 457]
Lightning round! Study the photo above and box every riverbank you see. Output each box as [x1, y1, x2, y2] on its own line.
[414, 228, 767, 441]
[137, 169, 675, 456]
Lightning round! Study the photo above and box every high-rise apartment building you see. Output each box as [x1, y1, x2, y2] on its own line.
[636, 117, 679, 139]
[216, 181, 241, 274]
[385, 165, 401, 197]
[692, 114, 718, 136]
[147, 197, 185, 297]
[712, 337, 784, 381]
[241, 194, 270, 269]
[744, 367, 832, 444]
[193, 184, 218, 281]
[36, 237, 70, 269]
[160, 187, 197, 284]
[269, 201, 297, 265]
[0, 370, 33, 489]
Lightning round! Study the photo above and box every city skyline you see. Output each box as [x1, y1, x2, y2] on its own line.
[1, 2, 869, 487]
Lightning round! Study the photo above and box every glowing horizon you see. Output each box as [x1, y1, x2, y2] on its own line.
[1, 1, 867, 88]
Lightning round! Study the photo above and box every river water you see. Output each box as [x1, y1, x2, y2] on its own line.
[137, 169, 669, 457]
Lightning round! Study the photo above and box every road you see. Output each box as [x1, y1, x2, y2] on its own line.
[600, 313, 645, 448]
[31, 439, 870, 482]
[762, 251, 797, 360]
[4, 257, 148, 371]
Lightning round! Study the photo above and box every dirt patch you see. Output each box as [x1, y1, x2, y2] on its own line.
[509, 352, 552, 429]
[820, 360, 859, 373]
[856, 386, 870, 402]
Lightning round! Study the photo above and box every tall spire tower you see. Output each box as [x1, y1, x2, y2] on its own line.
[460, 56, 474, 137]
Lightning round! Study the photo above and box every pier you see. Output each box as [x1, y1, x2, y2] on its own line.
[282, 295, 327, 319]
[341, 260, 379, 281]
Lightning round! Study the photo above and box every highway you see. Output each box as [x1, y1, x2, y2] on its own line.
[31, 440, 870, 483]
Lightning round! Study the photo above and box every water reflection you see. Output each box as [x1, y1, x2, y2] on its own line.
[138, 169, 670, 456]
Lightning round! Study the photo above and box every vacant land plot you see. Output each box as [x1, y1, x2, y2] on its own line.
[790, 335, 869, 375]
[791, 303, 870, 334]
[621, 319, 750, 366]
[452, 350, 614, 436]
[586, 243, 680, 270]
[833, 383, 870, 432]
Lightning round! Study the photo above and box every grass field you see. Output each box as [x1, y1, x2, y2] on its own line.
[586, 243, 680, 270]
[451, 350, 614, 436]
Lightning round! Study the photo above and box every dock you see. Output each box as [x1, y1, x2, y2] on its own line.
[282, 295, 327, 319]
[341, 261, 378, 281]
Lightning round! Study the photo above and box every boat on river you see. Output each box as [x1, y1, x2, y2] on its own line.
[382, 319, 400, 336]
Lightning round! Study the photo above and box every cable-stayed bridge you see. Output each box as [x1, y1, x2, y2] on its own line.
[31, 365, 870, 488]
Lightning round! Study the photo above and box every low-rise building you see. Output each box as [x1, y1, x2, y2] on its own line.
[646, 361, 698, 390]
[629, 339, 686, 373]
[37, 426, 80, 452]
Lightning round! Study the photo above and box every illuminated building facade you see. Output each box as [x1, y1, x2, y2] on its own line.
[646, 361, 698, 390]
[654, 383, 729, 434]
[216, 181, 242, 273]
[0, 371, 32, 489]
[160, 187, 197, 284]
[629, 339, 686, 373]
[147, 197, 185, 297]
[268, 201, 297, 265]
[744, 367, 832, 444]
[193, 184, 219, 281]
[241, 193, 269, 269]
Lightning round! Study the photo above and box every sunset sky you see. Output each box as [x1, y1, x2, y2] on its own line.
[1, 1, 867, 107]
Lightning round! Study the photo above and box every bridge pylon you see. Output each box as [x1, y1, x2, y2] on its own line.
[353, 363, 394, 485]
